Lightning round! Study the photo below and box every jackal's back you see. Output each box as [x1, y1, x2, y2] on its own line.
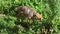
[17, 6, 37, 17]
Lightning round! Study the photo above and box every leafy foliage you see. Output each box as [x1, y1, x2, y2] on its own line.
[0, 0, 60, 34]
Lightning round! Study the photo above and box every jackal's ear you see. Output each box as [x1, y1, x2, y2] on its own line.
[40, 13, 42, 15]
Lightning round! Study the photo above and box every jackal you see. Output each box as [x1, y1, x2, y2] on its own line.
[16, 6, 42, 26]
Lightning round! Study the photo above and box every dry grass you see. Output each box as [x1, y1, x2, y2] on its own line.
[0, 14, 5, 18]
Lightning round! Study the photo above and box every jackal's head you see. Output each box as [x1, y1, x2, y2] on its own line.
[36, 13, 42, 21]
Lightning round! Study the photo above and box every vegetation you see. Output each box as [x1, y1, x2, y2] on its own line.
[0, 0, 60, 34]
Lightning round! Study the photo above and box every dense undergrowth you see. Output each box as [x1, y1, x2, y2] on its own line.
[0, 0, 60, 34]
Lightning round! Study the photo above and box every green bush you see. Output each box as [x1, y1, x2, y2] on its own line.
[0, 0, 60, 34]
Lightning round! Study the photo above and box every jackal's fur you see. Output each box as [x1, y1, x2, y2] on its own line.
[16, 6, 42, 26]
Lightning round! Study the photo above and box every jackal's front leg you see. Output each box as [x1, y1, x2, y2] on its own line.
[27, 17, 31, 26]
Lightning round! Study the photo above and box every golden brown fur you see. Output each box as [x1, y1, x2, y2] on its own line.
[16, 6, 42, 26]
